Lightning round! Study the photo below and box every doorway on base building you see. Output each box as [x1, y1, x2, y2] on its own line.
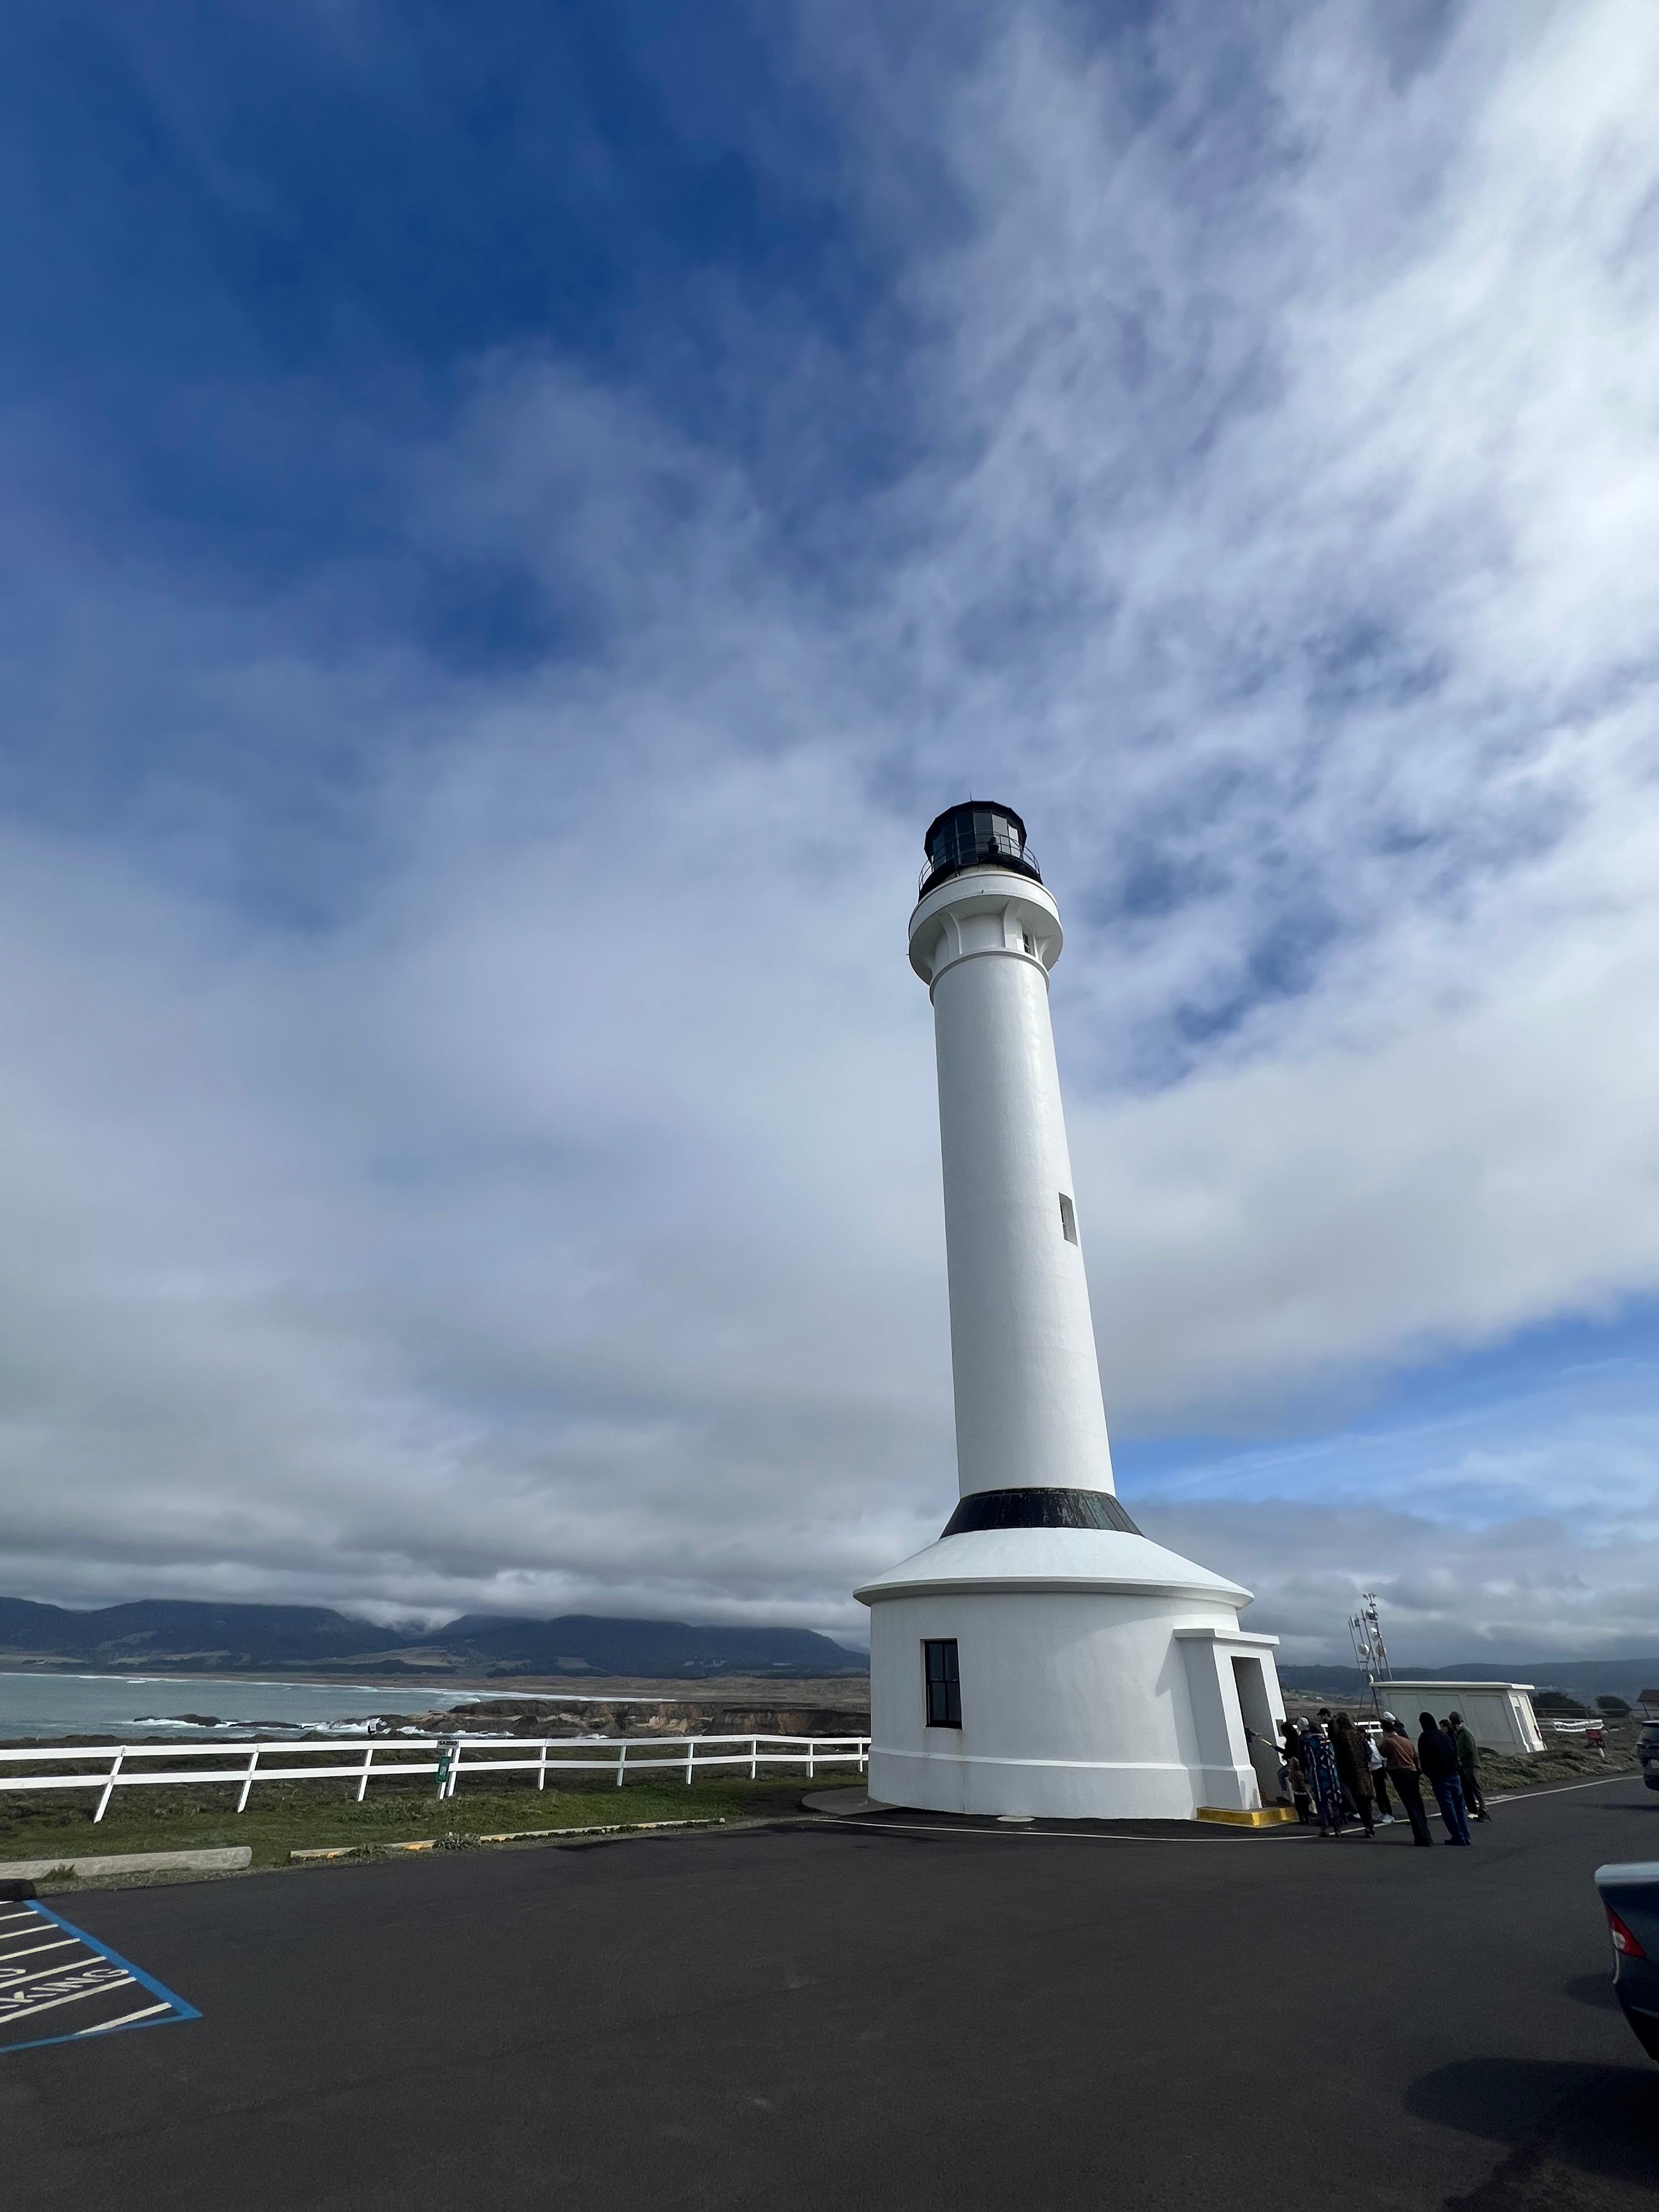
[1231, 1654, 1275, 1742]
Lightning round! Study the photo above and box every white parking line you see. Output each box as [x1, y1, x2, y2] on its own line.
[846, 1818, 1310, 1845]
[0, 1938, 78, 1967]
[1485, 1774, 1643, 1805]
[0, 1976, 134, 2027]
[74, 2000, 172, 2036]
[1, 1957, 127, 1996]
[0, 1904, 198, 2055]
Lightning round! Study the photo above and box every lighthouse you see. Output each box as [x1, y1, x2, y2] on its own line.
[856, 803, 1289, 1821]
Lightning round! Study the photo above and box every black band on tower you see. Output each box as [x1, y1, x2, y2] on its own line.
[940, 1487, 1143, 1538]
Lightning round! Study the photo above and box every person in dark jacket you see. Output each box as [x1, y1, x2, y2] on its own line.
[1380, 1714, 1433, 1845]
[1280, 1717, 1312, 1821]
[1419, 1712, 1472, 1843]
[1447, 1711, 1488, 1820]
[1331, 1712, 1376, 1837]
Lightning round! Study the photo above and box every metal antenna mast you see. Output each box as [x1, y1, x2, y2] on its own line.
[1348, 1592, 1391, 1717]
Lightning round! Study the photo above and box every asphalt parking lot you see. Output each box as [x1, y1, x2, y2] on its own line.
[3, 1774, 1655, 2211]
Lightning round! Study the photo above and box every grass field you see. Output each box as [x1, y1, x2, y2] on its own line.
[1471, 1718, 1643, 1793]
[0, 1752, 853, 1876]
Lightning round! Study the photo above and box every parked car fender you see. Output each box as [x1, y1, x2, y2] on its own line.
[1595, 1861, 1659, 2064]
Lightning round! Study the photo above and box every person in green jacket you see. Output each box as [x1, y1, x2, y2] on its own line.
[1447, 1711, 1489, 1821]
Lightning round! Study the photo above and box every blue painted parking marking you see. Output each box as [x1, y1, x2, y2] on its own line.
[0, 1901, 198, 2056]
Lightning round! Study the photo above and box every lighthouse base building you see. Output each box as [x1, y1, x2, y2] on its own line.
[856, 1518, 1286, 1822]
[858, 803, 1286, 1822]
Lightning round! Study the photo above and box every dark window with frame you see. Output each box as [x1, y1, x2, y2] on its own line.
[923, 1638, 962, 1729]
[1059, 1192, 1079, 1245]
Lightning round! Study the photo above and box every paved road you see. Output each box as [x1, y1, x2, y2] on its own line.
[3, 1776, 1656, 2211]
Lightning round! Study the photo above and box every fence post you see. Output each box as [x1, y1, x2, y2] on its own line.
[685, 1737, 694, 1786]
[93, 1748, 125, 1824]
[617, 1740, 628, 1790]
[808, 1739, 816, 1781]
[750, 1736, 758, 1781]
[356, 1742, 376, 1804]
[448, 1740, 463, 1799]
[236, 1745, 262, 1814]
[538, 1738, 550, 1793]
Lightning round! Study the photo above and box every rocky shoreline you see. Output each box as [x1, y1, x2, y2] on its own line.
[2, 1691, 870, 1752]
[398, 1696, 871, 1738]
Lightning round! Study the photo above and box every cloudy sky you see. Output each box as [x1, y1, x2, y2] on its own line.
[1, 1, 1656, 1664]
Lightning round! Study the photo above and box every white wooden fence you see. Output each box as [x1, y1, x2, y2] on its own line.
[0, 1733, 870, 1821]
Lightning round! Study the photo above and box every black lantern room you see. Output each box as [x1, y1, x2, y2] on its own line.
[919, 801, 1041, 896]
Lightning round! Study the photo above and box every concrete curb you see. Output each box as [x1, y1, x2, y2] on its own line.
[289, 1816, 732, 1863]
[0, 1846, 252, 1880]
[801, 1787, 880, 1816]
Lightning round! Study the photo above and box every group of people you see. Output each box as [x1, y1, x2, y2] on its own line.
[1266, 1708, 1491, 1844]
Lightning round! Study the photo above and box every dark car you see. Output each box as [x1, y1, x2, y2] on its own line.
[1640, 1720, 1659, 1791]
[1595, 1861, 1659, 2062]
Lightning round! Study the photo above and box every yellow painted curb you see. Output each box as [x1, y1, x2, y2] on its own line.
[1195, 1805, 1300, 1827]
[290, 1841, 435, 1861]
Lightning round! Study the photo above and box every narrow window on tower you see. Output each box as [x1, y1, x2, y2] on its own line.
[1059, 1192, 1079, 1245]
[1022, 929, 1035, 955]
[922, 1638, 961, 1729]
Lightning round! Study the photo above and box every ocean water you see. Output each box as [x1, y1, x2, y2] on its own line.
[0, 1671, 487, 1741]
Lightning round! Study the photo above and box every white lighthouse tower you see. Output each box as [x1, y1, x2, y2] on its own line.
[856, 803, 1288, 1821]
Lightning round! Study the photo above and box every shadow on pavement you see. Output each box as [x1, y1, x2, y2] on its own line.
[1409, 2058, 1658, 2210]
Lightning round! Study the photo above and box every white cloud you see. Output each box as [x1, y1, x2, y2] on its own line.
[1138, 1496, 1659, 1667]
[3, 4, 1659, 1659]
[880, 0, 1659, 1423]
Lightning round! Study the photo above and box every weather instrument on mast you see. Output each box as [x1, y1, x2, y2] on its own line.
[1348, 1593, 1391, 1716]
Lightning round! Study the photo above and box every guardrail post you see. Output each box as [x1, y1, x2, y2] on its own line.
[356, 1742, 376, 1804]
[93, 1748, 125, 1824]
[617, 1740, 628, 1790]
[237, 1745, 262, 1814]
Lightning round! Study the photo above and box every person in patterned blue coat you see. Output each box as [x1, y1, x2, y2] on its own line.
[1298, 1718, 1345, 1837]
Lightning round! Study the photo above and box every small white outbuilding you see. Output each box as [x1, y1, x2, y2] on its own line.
[1379, 1681, 1545, 1754]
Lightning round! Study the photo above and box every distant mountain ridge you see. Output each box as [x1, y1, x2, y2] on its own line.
[3, 1595, 1646, 1695]
[0, 1595, 867, 1679]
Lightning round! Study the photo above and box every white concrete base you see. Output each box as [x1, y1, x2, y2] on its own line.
[856, 1526, 1285, 1822]
[0, 1846, 251, 1881]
